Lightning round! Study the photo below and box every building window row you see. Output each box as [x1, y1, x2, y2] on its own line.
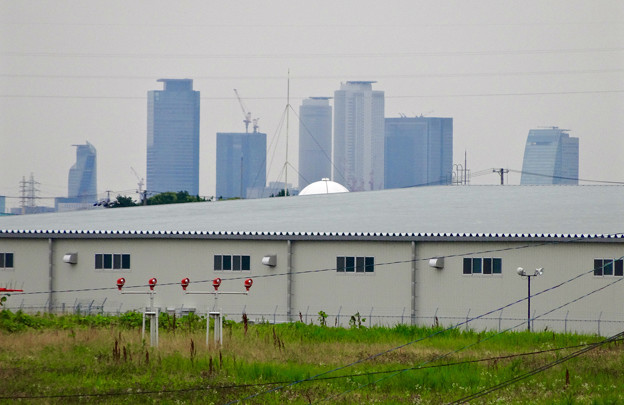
[594, 259, 624, 277]
[336, 256, 375, 273]
[0, 253, 14, 269]
[214, 255, 251, 271]
[463, 258, 502, 275]
[95, 254, 131, 270]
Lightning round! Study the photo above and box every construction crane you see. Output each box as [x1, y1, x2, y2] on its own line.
[131, 167, 146, 203]
[233, 89, 252, 133]
[252, 118, 260, 133]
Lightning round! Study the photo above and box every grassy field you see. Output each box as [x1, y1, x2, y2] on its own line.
[0, 310, 623, 404]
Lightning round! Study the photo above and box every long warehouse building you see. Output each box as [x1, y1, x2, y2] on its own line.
[0, 185, 622, 335]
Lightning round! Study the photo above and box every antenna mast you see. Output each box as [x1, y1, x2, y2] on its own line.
[284, 70, 290, 197]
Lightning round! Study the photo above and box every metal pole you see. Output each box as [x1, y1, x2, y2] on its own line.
[527, 275, 531, 332]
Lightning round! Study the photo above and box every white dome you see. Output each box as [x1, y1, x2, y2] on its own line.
[299, 178, 349, 195]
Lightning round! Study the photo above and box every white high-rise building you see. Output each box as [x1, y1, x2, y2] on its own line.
[333, 81, 385, 191]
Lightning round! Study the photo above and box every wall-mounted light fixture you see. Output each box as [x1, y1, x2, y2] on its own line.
[63, 253, 78, 264]
[428, 257, 444, 269]
[262, 255, 277, 267]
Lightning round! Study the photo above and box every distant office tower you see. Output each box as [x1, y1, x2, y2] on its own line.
[520, 127, 579, 185]
[216, 132, 267, 199]
[68, 141, 97, 201]
[147, 79, 200, 195]
[298, 97, 332, 190]
[333, 81, 385, 191]
[384, 117, 453, 188]
[55, 142, 97, 212]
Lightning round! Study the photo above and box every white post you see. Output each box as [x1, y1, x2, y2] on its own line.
[182, 277, 252, 347]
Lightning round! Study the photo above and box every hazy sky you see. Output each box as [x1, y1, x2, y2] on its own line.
[1, 1, 623, 209]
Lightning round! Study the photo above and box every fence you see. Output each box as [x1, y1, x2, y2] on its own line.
[5, 301, 623, 337]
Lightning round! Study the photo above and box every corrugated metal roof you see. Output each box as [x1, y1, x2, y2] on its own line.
[1, 185, 623, 241]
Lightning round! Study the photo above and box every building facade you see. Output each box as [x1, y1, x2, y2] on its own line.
[216, 132, 267, 199]
[298, 97, 332, 190]
[1, 186, 622, 336]
[147, 79, 200, 195]
[384, 116, 453, 188]
[520, 127, 579, 185]
[333, 81, 385, 191]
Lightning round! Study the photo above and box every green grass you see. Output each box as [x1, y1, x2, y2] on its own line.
[0, 310, 622, 404]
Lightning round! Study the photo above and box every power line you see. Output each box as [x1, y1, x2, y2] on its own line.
[2, 21, 623, 28]
[3, 47, 623, 59]
[3, 236, 623, 401]
[226, 251, 624, 403]
[323, 257, 624, 402]
[13, 233, 620, 297]
[3, 339, 620, 401]
[449, 330, 624, 404]
[3, 68, 623, 80]
[508, 169, 624, 185]
[2, 89, 622, 101]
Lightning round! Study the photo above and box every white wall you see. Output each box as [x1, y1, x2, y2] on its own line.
[1, 236, 622, 335]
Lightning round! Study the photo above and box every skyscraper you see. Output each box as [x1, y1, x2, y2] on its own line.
[216, 132, 267, 199]
[68, 141, 97, 201]
[520, 127, 579, 185]
[298, 97, 332, 190]
[384, 116, 453, 189]
[333, 81, 385, 191]
[55, 141, 98, 212]
[147, 79, 200, 196]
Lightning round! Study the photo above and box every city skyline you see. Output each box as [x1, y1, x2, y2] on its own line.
[1, 1, 622, 209]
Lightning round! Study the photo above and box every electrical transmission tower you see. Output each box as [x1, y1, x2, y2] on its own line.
[19, 173, 40, 214]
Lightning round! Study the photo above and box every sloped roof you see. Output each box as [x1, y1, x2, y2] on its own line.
[1, 186, 623, 241]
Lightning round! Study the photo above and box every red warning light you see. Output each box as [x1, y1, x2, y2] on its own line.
[148, 277, 157, 290]
[212, 277, 222, 291]
[116, 277, 126, 291]
[244, 278, 253, 291]
[181, 277, 190, 291]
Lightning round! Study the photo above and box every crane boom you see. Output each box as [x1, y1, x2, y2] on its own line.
[233, 89, 252, 133]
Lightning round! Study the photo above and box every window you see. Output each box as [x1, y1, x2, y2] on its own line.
[0, 253, 14, 269]
[594, 259, 623, 277]
[463, 257, 502, 275]
[95, 254, 130, 270]
[337, 256, 374, 273]
[214, 255, 250, 271]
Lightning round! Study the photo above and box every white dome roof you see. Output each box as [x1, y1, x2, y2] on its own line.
[299, 178, 349, 195]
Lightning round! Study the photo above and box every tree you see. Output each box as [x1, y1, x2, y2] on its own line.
[270, 189, 290, 197]
[109, 195, 138, 208]
[146, 191, 206, 206]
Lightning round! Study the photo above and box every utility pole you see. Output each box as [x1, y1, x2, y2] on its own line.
[492, 168, 509, 185]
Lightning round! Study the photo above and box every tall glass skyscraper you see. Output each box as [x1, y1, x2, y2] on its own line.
[298, 97, 332, 190]
[147, 79, 200, 196]
[520, 127, 579, 185]
[384, 117, 453, 189]
[333, 81, 385, 191]
[216, 132, 267, 199]
[68, 141, 97, 201]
